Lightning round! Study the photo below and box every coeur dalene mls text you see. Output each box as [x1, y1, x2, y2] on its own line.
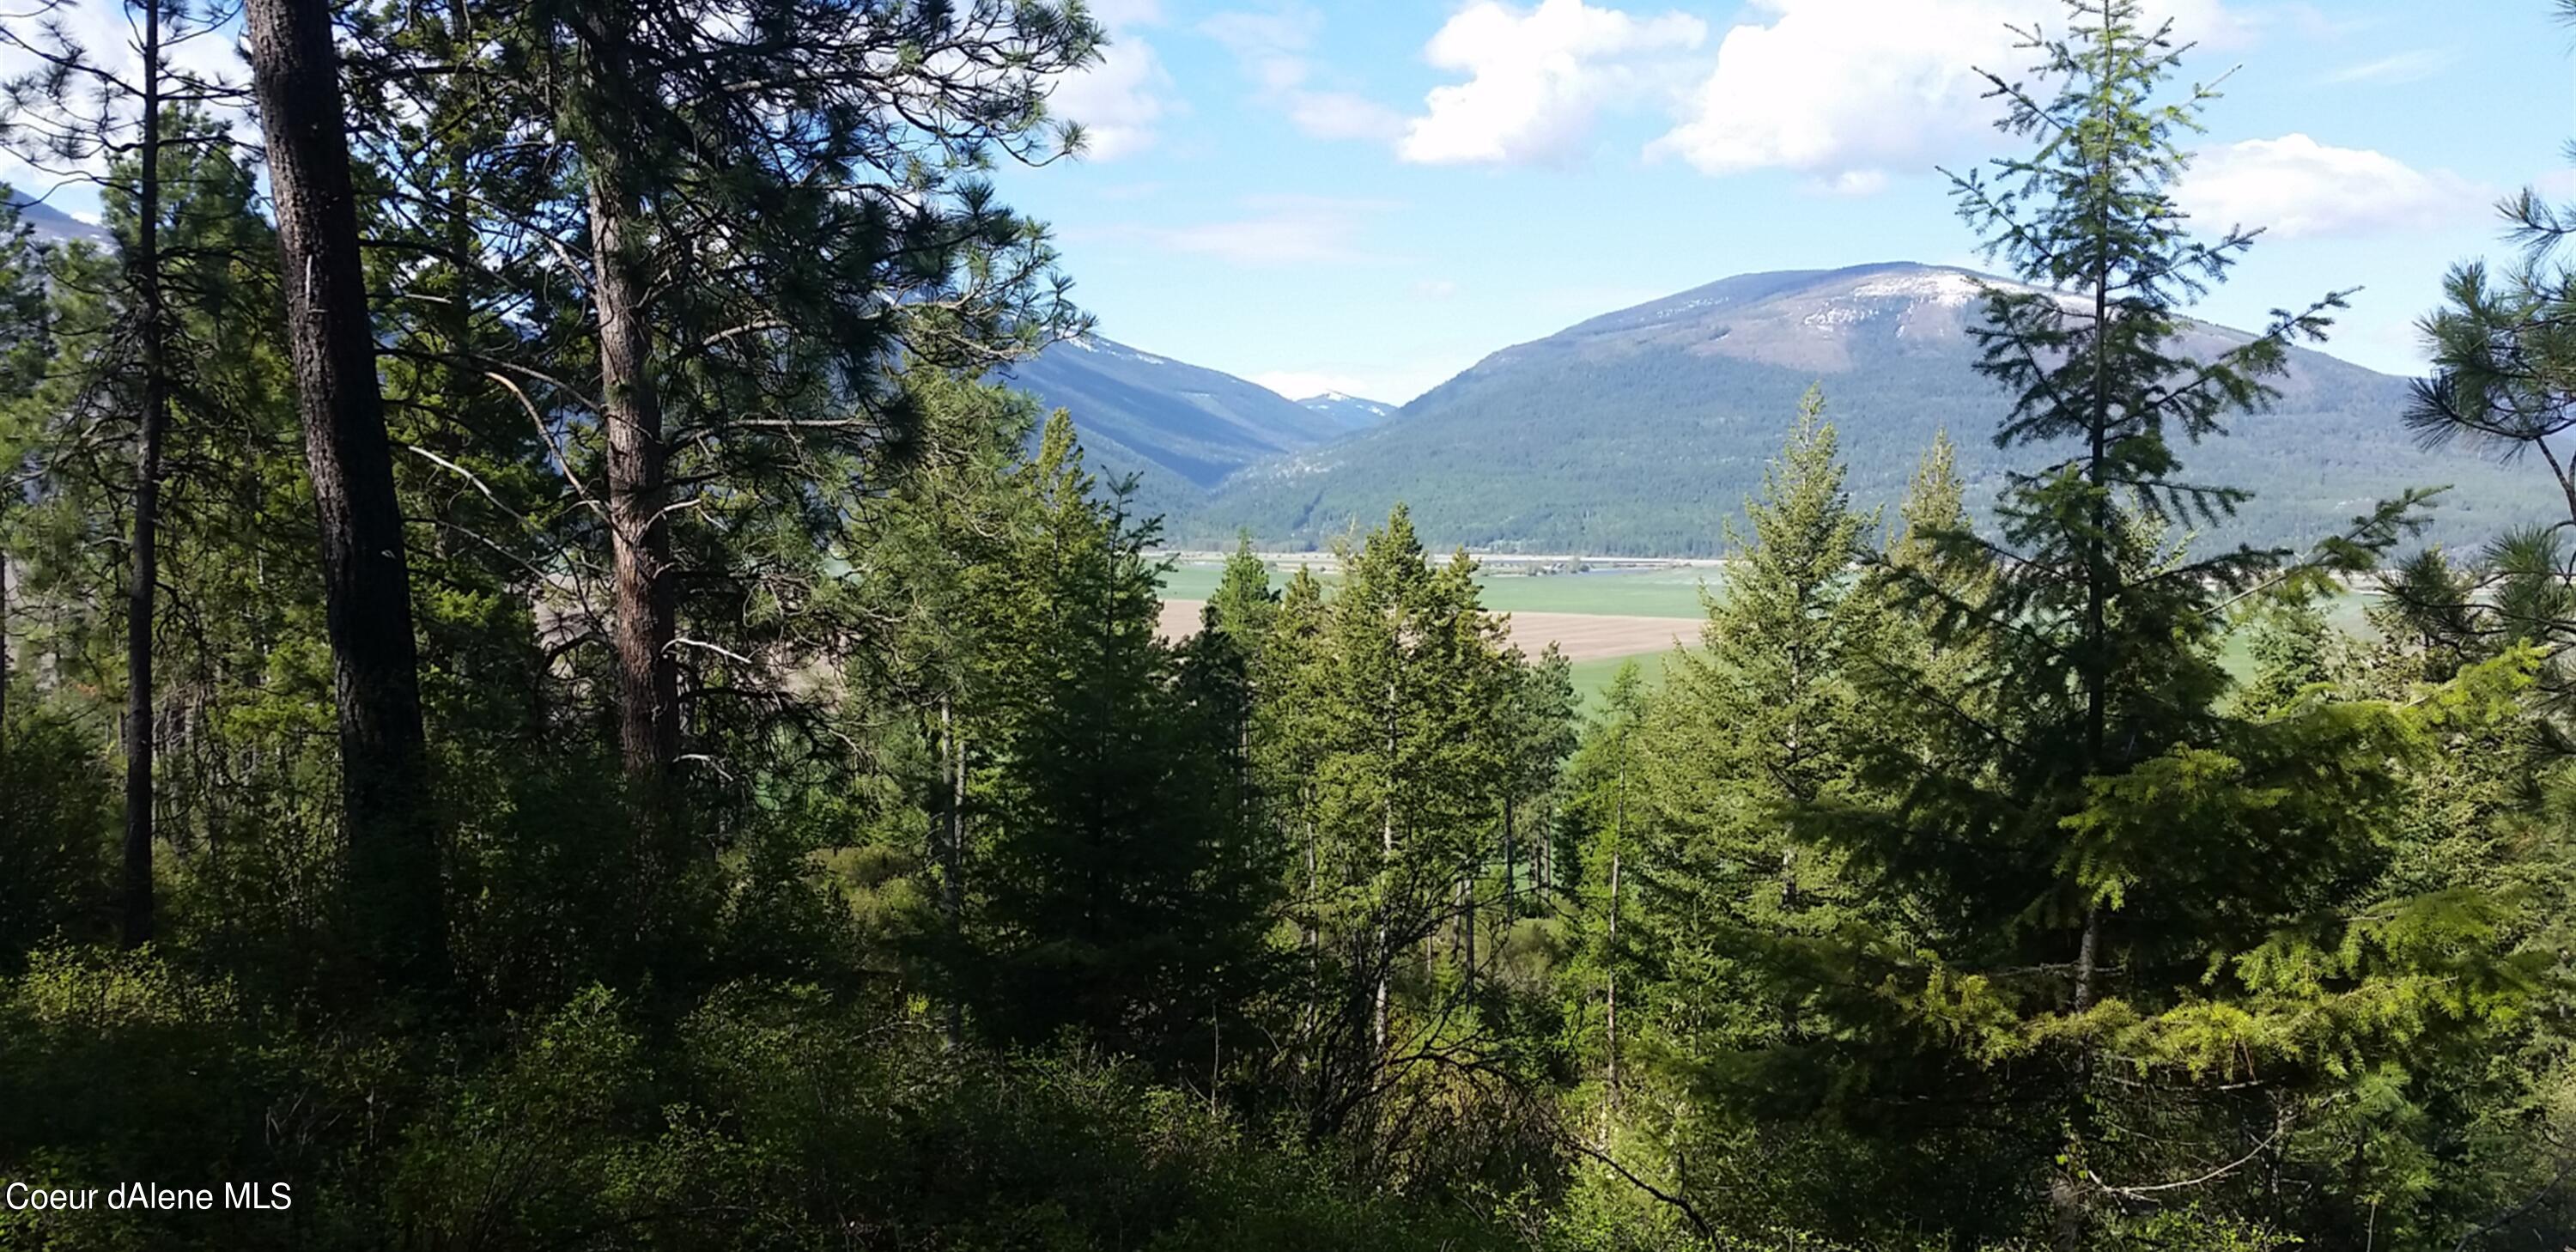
[4, 1182, 293, 1211]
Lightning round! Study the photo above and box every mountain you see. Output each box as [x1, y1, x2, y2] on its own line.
[996, 335, 1355, 513]
[1297, 391, 1397, 432]
[4, 192, 110, 247]
[1170, 262, 2555, 555]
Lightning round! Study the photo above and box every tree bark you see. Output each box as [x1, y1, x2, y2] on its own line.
[2, 544, 10, 755]
[245, 0, 446, 991]
[1375, 678, 1395, 1054]
[2057, 42, 2117, 1243]
[121, 0, 167, 948]
[939, 696, 965, 1042]
[573, 9, 679, 806]
[1607, 750, 1625, 1103]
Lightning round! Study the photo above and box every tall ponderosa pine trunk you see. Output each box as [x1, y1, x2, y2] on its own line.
[1, 545, 9, 756]
[121, 0, 167, 947]
[572, 9, 680, 812]
[245, 0, 446, 990]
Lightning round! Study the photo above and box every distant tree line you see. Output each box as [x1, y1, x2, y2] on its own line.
[0, 2, 2569, 1249]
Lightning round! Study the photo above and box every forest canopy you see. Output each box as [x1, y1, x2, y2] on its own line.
[0, 2, 2570, 1250]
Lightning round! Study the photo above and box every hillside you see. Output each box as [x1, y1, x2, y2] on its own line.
[995, 335, 1378, 518]
[1167, 263, 2554, 555]
[4, 192, 111, 247]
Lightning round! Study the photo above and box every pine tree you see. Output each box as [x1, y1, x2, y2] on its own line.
[1206, 535, 1281, 649]
[246, 0, 449, 994]
[1689, 3, 2518, 1243]
[1557, 658, 1652, 1102]
[1597, 391, 1898, 1236]
[1498, 644, 1577, 917]
[0, 0, 254, 946]
[948, 411, 1273, 1071]
[0, 192, 45, 843]
[1273, 506, 1520, 1129]
[1648, 386, 1877, 922]
[2394, 6, 2576, 752]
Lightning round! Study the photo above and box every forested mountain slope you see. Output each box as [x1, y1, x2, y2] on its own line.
[996, 334, 1371, 513]
[1169, 263, 2551, 554]
[2, 192, 111, 247]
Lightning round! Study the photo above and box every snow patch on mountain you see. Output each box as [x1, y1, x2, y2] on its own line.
[1850, 270, 1991, 307]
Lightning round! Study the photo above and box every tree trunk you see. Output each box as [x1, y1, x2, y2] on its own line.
[245, 0, 446, 991]
[1374, 678, 1395, 1054]
[574, 9, 679, 809]
[121, 0, 167, 948]
[939, 696, 965, 1042]
[1597, 845, 1618, 1103]
[1460, 869, 1475, 990]
[2055, 81, 2118, 1247]
[593, 180, 677, 794]
[2, 544, 11, 754]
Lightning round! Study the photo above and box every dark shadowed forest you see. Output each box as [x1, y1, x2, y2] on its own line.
[0, 1, 2571, 1249]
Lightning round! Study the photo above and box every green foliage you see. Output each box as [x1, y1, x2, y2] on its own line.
[0, 3, 2570, 1251]
[941, 411, 1279, 1069]
[0, 707, 115, 968]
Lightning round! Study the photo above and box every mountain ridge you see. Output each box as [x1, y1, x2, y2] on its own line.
[995, 333, 1386, 516]
[1157, 262, 2554, 555]
[4, 192, 111, 247]
[1296, 391, 1397, 430]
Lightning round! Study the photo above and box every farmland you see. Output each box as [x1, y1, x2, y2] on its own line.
[1155, 557, 2384, 710]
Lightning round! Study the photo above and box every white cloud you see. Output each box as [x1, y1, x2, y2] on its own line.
[1289, 92, 1406, 143]
[1397, 0, 1707, 166]
[1200, 8, 1316, 90]
[1200, 5, 1406, 142]
[2174, 134, 2485, 239]
[2275, 2, 2380, 40]
[2324, 49, 2458, 85]
[1819, 170, 1888, 196]
[1649, 0, 2254, 185]
[1411, 278, 1459, 299]
[1052, 14, 1177, 160]
[1101, 195, 1396, 268]
[1159, 216, 1358, 264]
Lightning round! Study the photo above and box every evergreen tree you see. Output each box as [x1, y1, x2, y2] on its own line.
[949, 412, 1274, 1071]
[246, 0, 449, 995]
[1675, 4, 2530, 1244]
[1498, 643, 1577, 916]
[1273, 506, 1522, 1129]
[1605, 390, 1899, 1238]
[1644, 386, 1878, 933]
[0, 0, 255, 946]
[1557, 658, 1652, 1103]
[1206, 534, 1281, 649]
[2394, 3, 2576, 756]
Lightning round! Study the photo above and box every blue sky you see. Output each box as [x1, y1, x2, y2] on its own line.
[999, 0, 2576, 403]
[4, 0, 2566, 405]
